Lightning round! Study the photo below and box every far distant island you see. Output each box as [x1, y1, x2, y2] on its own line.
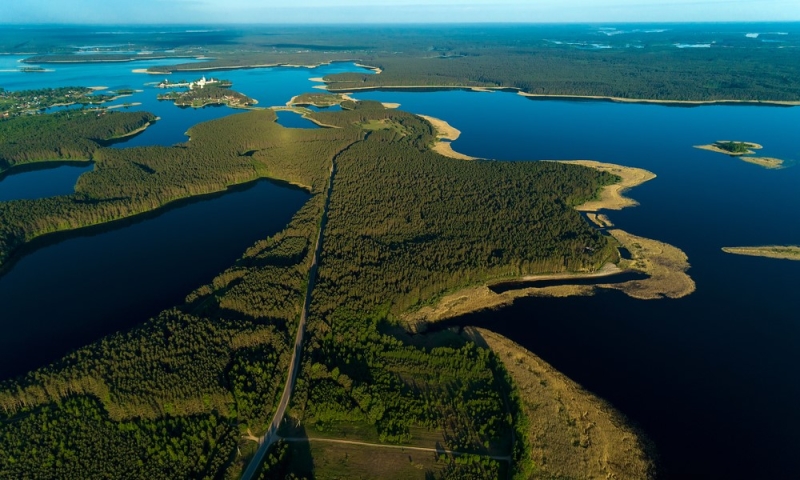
[722, 246, 800, 261]
[694, 140, 785, 169]
[156, 77, 256, 108]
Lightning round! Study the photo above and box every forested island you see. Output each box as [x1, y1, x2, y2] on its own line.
[0, 102, 661, 479]
[694, 141, 785, 169]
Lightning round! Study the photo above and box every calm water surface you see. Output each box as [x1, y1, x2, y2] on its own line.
[275, 110, 321, 129]
[0, 162, 93, 201]
[0, 180, 308, 380]
[353, 89, 800, 478]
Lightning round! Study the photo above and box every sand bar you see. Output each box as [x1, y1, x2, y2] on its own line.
[418, 114, 477, 160]
[600, 229, 696, 300]
[722, 245, 800, 261]
[403, 264, 626, 328]
[739, 157, 785, 169]
[472, 328, 655, 479]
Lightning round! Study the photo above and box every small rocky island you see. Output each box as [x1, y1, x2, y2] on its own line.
[694, 140, 785, 169]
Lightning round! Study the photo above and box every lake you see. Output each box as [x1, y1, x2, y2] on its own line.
[0, 162, 94, 201]
[2, 56, 800, 478]
[0, 58, 371, 379]
[352, 89, 800, 479]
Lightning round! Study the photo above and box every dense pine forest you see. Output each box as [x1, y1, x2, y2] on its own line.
[0, 110, 156, 172]
[1, 101, 622, 478]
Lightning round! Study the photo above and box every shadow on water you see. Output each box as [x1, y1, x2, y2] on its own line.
[488, 270, 647, 294]
[0, 178, 309, 380]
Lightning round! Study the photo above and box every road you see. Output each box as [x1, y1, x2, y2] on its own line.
[240, 160, 337, 480]
[282, 437, 511, 462]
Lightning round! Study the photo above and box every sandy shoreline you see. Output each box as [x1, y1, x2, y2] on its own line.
[722, 245, 800, 261]
[418, 114, 477, 160]
[694, 141, 763, 156]
[558, 160, 656, 211]
[401, 159, 693, 328]
[694, 142, 785, 169]
[473, 328, 656, 479]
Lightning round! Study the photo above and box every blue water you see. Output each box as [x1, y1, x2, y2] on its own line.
[275, 110, 320, 129]
[352, 89, 800, 478]
[0, 162, 94, 201]
[0, 180, 308, 380]
[1, 56, 374, 147]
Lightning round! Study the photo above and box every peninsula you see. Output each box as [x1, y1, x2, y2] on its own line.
[722, 245, 800, 261]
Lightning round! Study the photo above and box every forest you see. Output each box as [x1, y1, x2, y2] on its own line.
[124, 25, 800, 103]
[1, 101, 620, 478]
[0, 108, 361, 267]
[0, 110, 156, 172]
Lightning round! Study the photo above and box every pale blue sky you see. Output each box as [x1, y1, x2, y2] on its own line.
[5, 0, 800, 24]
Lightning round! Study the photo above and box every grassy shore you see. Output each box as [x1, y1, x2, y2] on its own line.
[473, 328, 656, 480]
[722, 245, 800, 261]
[418, 114, 477, 160]
[603, 229, 696, 300]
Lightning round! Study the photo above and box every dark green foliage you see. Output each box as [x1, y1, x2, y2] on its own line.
[255, 440, 309, 480]
[0, 396, 237, 480]
[716, 141, 752, 154]
[0, 110, 156, 171]
[297, 312, 514, 452]
[313, 120, 617, 316]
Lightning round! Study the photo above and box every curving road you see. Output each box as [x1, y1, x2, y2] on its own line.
[240, 160, 337, 480]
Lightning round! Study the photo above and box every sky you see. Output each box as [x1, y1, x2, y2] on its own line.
[4, 0, 800, 24]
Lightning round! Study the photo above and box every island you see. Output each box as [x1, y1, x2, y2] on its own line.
[694, 141, 786, 169]
[157, 83, 256, 108]
[694, 140, 762, 156]
[722, 245, 800, 261]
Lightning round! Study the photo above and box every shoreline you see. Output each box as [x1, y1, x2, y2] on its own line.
[722, 245, 800, 261]
[558, 160, 656, 211]
[694, 142, 786, 169]
[401, 159, 693, 329]
[418, 114, 477, 160]
[472, 328, 656, 479]
[319, 82, 800, 107]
